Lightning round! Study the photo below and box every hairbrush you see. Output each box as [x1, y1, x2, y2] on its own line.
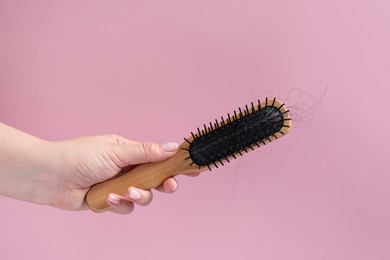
[86, 98, 291, 212]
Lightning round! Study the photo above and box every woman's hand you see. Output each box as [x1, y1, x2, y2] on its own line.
[0, 123, 181, 215]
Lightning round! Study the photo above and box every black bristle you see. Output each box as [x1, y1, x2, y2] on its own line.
[245, 104, 249, 115]
[259, 131, 271, 142]
[184, 138, 191, 144]
[278, 103, 285, 110]
[181, 148, 189, 151]
[238, 107, 243, 117]
[258, 99, 261, 110]
[227, 113, 232, 123]
[191, 132, 196, 139]
[266, 114, 282, 122]
[204, 124, 208, 133]
[272, 97, 276, 107]
[207, 164, 212, 171]
[234, 110, 238, 120]
[265, 97, 268, 107]
[215, 119, 219, 129]
[251, 102, 255, 112]
[197, 127, 201, 136]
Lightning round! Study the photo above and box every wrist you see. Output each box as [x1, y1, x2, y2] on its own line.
[28, 140, 63, 206]
[0, 123, 61, 206]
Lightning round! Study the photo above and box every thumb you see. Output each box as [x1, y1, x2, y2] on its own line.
[115, 141, 179, 166]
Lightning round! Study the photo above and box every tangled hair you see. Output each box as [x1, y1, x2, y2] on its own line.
[252, 86, 327, 134]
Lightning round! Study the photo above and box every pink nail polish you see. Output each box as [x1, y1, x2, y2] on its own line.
[128, 189, 141, 200]
[163, 142, 178, 152]
[171, 180, 178, 191]
[108, 194, 120, 205]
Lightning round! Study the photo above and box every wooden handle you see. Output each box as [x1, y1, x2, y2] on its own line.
[85, 142, 201, 212]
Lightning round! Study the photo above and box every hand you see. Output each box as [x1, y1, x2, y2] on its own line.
[0, 123, 183, 215]
[47, 135, 181, 214]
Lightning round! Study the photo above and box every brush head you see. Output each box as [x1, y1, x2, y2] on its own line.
[183, 98, 291, 170]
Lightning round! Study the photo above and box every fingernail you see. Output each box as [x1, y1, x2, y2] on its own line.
[128, 189, 141, 201]
[108, 194, 120, 205]
[171, 179, 178, 192]
[163, 142, 178, 152]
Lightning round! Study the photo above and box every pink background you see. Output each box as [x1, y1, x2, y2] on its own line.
[1, 0, 389, 259]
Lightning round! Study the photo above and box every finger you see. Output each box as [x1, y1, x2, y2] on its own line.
[107, 193, 135, 215]
[127, 187, 153, 206]
[155, 177, 178, 193]
[116, 141, 179, 166]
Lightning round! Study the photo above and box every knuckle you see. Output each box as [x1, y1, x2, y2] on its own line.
[141, 142, 158, 159]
